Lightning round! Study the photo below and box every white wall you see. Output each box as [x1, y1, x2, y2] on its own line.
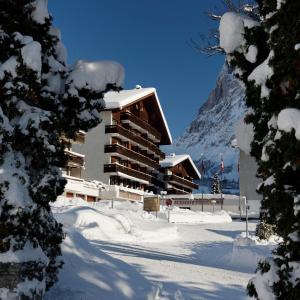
[73, 111, 112, 184]
[239, 150, 262, 202]
[64, 177, 100, 198]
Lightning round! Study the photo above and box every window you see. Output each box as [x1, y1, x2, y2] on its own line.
[110, 176, 120, 185]
[87, 196, 96, 202]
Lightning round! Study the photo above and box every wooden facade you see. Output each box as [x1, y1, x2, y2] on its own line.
[64, 88, 201, 202]
[160, 155, 200, 195]
[103, 92, 170, 194]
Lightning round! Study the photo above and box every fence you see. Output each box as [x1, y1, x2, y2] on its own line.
[161, 194, 250, 216]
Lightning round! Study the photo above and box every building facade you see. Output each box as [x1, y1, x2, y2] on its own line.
[72, 86, 173, 201]
[239, 150, 262, 215]
[61, 131, 102, 202]
[160, 154, 201, 194]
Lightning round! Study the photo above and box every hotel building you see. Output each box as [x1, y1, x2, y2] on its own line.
[71, 86, 173, 201]
[160, 154, 201, 194]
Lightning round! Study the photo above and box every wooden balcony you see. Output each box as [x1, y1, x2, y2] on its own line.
[105, 125, 165, 158]
[61, 131, 86, 144]
[104, 144, 159, 169]
[65, 150, 85, 167]
[167, 187, 190, 195]
[75, 131, 86, 144]
[165, 174, 198, 190]
[104, 164, 152, 182]
[120, 112, 161, 141]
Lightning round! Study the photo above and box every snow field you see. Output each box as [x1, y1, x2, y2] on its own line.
[166, 207, 232, 224]
[228, 232, 281, 271]
[53, 197, 179, 243]
[45, 229, 158, 300]
[48, 198, 279, 299]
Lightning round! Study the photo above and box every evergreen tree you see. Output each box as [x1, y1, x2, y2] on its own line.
[211, 173, 221, 194]
[218, 0, 300, 298]
[0, 0, 123, 298]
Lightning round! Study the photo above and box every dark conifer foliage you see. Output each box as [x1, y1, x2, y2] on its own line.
[219, 0, 300, 298]
[0, 0, 123, 297]
[211, 173, 221, 194]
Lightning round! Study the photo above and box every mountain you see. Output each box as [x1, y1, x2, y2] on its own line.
[165, 63, 246, 193]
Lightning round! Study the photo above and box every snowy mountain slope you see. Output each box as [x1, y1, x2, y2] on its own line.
[166, 63, 246, 190]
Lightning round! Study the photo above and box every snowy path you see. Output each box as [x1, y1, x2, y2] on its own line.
[92, 221, 256, 300]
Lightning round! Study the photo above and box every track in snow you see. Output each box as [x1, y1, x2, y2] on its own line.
[92, 220, 256, 300]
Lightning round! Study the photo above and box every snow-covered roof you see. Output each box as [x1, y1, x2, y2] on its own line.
[104, 87, 172, 144]
[160, 154, 201, 179]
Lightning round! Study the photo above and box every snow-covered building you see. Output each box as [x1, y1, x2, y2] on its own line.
[160, 154, 201, 194]
[63, 131, 86, 179]
[72, 86, 173, 201]
[61, 131, 102, 202]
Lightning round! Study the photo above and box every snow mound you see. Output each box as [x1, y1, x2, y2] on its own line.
[277, 108, 300, 140]
[0, 241, 48, 264]
[229, 232, 281, 271]
[45, 229, 157, 300]
[235, 117, 254, 155]
[219, 12, 259, 55]
[67, 60, 125, 92]
[54, 206, 133, 242]
[168, 209, 232, 224]
[52, 196, 90, 208]
[0, 56, 18, 79]
[53, 198, 178, 244]
[245, 45, 258, 63]
[248, 50, 274, 98]
[21, 41, 42, 76]
[31, 0, 50, 24]
[219, 12, 245, 54]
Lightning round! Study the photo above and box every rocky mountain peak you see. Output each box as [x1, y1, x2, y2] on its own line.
[166, 63, 246, 192]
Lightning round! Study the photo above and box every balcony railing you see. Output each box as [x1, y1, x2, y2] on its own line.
[104, 144, 159, 169]
[65, 150, 84, 167]
[105, 125, 165, 158]
[104, 164, 152, 182]
[120, 112, 161, 141]
[165, 174, 198, 189]
[167, 188, 190, 195]
[61, 131, 86, 144]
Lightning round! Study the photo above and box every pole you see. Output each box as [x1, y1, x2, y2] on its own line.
[201, 166, 204, 212]
[245, 197, 249, 238]
[221, 171, 223, 210]
[201, 153, 204, 212]
[168, 208, 170, 223]
[239, 195, 242, 220]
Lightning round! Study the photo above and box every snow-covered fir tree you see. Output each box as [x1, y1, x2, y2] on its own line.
[211, 173, 221, 194]
[218, 0, 300, 298]
[0, 0, 124, 298]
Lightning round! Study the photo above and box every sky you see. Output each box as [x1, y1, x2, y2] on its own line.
[49, 0, 225, 139]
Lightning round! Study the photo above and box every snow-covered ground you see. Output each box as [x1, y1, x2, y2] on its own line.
[46, 198, 277, 300]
